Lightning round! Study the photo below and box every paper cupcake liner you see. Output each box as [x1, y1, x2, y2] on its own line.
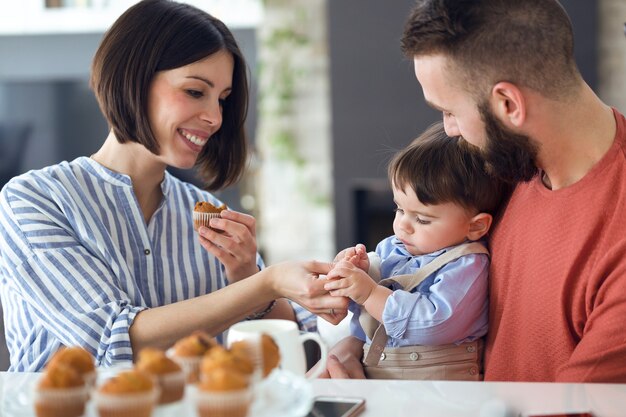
[155, 370, 186, 404]
[195, 388, 253, 417]
[82, 371, 97, 389]
[92, 387, 160, 417]
[169, 355, 202, 384]
[34, 385, 88, 417]
[193, 212, 221, 231]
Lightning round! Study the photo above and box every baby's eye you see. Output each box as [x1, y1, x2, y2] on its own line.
[394, 207, 404, 215]
[415, 217, 431, 225]
[186, 89, 203, 98]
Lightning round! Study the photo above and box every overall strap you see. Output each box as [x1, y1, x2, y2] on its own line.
[362, 242, 489, 367]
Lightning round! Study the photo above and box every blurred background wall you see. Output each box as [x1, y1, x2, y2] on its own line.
[1, 0, 624, 370]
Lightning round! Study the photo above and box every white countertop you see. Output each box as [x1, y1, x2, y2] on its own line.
[2, 371, 625, 417]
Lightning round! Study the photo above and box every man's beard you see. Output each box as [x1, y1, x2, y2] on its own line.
[478, 101, 540, 184]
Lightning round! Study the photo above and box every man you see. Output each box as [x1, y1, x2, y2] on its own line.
[325, 0, 626, 382]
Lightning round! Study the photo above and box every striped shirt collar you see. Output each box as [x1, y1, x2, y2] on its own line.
[77, 156, 172, 196]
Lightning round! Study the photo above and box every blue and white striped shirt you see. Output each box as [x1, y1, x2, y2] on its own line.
[0, 157, 314, 371]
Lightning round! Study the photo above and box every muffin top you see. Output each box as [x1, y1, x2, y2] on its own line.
[38, 363, 84, 389]
[194, 201, 226, 214]
[98, 370, 154, 394]
[259, 334, 281, 377]
[47, 346, 95, 375]
[201, 345, 254, 376]
[136, 348, 182, 374]
[172, 331, 217, 357]
[231, 334, 280, 377]
[198, 367, 249, 392]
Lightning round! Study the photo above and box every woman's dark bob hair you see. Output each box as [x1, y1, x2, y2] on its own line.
[90, 0, 249, 190]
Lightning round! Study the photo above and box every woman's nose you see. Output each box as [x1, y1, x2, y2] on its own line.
[201, 101, 222, 127]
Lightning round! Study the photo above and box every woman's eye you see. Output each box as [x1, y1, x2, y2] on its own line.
[394, 208, 404, 215]
[186, 89, 203, 98]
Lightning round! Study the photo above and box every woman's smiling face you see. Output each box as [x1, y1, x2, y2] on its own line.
[147, 49, 234, 169]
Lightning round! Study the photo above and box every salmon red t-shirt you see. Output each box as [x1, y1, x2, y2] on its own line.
[485, 109, 626, 382]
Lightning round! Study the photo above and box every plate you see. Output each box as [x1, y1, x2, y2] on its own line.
[0, 368, 313, 417]
[249, 369, 314, 417]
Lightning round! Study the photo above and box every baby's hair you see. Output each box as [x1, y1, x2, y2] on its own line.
[389, 122, 508, 215]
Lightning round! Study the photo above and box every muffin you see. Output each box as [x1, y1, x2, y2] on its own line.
[200, 345, 254, 381]
[195, 367, 253, 417]
[136, 348, 185, 404]
[170, 331, 217, 383]
[193, 201, 226, 231]
[34, 363, 88, 417]
[93, 369, 159, 417]
[230, 333, 281, 378]
[47, 346, 96, 388]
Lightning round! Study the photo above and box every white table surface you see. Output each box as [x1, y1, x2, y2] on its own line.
[2, 371, 625, 417]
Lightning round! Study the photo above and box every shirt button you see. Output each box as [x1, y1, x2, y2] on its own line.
[380, 352, 386, 361]
[144, 249, 151, 255]
[466, 345, 476, 353]
[409, 352, 419, 361]
[469, 367, 478, 375]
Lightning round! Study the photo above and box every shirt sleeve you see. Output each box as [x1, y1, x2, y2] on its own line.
[288, 301, 318, 332]
[0, 183, 147, 368]
[382, 253, 489, 345]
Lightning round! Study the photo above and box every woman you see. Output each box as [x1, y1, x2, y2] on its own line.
[0, 0, 345, 371]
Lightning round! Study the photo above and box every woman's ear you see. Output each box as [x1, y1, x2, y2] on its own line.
[467, 212, 493, 241]
[490, 82, 526, 128]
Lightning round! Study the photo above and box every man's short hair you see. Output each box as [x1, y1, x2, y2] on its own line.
[401, 0, 580, 100]
[389, 122, 509, 215]
[91, 0, 249, 190]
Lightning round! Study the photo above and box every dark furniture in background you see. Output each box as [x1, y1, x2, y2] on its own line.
[0, 123, 31, 190]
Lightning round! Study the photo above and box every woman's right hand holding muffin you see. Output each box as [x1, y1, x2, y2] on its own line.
[197, 210, 259, 283]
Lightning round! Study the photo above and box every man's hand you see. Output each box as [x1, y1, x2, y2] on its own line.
[313, 336, 366, 379]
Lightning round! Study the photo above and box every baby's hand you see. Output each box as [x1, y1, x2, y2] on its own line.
[325, 260, 376, 305]
[345, 244, 369, 272]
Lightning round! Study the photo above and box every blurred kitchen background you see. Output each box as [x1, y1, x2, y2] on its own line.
[0, 0, 625, 370]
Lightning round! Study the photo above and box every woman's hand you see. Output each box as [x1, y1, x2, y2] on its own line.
[268, 260, 350, 325]
[197, 210, 259, 282]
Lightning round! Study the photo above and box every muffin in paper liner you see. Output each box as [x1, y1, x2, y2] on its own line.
[136, 347, 186, 404]
[92, 387, 160, 417]
[154, 370, 186, 404]
[192, 211, 221, 232]
[194, 387, 254, 417]
[34, 385, 89, 417]
[168, 332, 217, 383]
[169, 353, 202, 384]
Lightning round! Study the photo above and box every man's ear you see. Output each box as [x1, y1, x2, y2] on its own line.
[467, 212, 493, 241]
[490, 82, 526, 128]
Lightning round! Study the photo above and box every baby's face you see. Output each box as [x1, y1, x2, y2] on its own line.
[392, 186, 475, 256]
